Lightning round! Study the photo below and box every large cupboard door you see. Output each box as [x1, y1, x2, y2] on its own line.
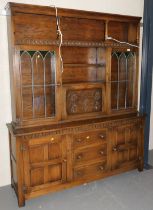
[111, 51, 137, 112]
[15, 46, 62, 126]
[22, 135, 67, 193]
[111, 123, 142, 170]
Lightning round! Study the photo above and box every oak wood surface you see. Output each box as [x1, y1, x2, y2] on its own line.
[6, 2, 144, 207]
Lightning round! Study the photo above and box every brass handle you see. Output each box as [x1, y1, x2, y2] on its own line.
[99, 134, 105, 139]
[113, 146, 118, 152]
[100, 150, 104, 155]
[63, 159, 67, 163]
[99, 166, 104, 171]
[77, 139, 82, 142]
[113, 146, 127, 152]
[86, 136, 90, 139]
[50, 137, 55, 142]
[76, 154, 83, 160]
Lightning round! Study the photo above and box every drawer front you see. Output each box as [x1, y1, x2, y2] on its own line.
[74, 160, 107, 181]
[74, 144, 107, 166]
[73, 130, 107, 149]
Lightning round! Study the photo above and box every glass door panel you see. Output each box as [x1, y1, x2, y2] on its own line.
[111, 52, 136, 111]
[20, 50, 56, 120]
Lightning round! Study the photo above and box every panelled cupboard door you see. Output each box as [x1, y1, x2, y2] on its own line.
[111, 123, 141, 170]
[22, 135, 67, 193]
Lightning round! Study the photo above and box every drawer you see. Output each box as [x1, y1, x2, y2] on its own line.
[73, 130, 107, 149]
[74, 144, 107, 166]
[74, 160, 107, 181]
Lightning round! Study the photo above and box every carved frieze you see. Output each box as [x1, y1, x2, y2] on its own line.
[21, 118, 143, 140]
[15, 39, 132, 48]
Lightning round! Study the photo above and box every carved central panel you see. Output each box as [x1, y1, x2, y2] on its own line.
[66, 89, 102, 115]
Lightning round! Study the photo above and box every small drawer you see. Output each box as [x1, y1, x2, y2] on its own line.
[73, 130, 107, 149]
[74, 144, 107, 166]
[74, 161, 107, 181]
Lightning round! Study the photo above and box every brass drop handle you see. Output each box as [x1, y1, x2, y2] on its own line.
[99, 166, 104, 171]
[100, 150, 104, 155]
[113, 145, 127, 152]
[77, 139, 82, 142]
[50, 137, 55, 142]
[112, 146, 118, 152]
[63, 159, 67, 163]
[76, 154, 83, 160]
[99, 134, 105, 139]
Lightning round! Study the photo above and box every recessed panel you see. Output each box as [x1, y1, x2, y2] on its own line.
[108, 21, 128, 42]
[29, 145, 44, 163]
[48, 142, 62, 160]
[66, 88, 102, 115]
[30, 168, 44, 187]
[61, 17, 105, 41]
[48, 164, 62, 182]
[14, 13, 57, 43]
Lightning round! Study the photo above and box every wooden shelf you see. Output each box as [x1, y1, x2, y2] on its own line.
[62, 81, 106, 86]
[63, 63, 105, 68]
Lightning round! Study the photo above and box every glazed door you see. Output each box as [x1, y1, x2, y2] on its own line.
[22, 135, 67, 193]
[15, 46, 62, 126]
[111, 50, 138, 113]
[111, 123, 142, 170]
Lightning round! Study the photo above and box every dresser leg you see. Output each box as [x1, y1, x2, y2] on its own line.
[18, 196, 25, 208]
[138, 161, 144, 172]
[138, 166, 143, 172]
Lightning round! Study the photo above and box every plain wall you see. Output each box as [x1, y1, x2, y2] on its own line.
[0, 0, 144, 187]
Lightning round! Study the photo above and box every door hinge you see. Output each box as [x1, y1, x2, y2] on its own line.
[20, 144, 26, 151]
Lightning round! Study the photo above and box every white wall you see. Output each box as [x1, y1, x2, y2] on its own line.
[0, 0, 144, 187]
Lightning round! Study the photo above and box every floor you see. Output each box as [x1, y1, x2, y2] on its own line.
[0, 151, 153, 210]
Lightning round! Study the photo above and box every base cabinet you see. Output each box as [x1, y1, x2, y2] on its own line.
[8, 115, 144, 207]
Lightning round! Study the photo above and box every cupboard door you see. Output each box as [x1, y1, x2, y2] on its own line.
[111, 123, 141, 170]
[17, 47, 61, 125]
[22, 135, 67, 193]
[111, 51, 137, 111]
